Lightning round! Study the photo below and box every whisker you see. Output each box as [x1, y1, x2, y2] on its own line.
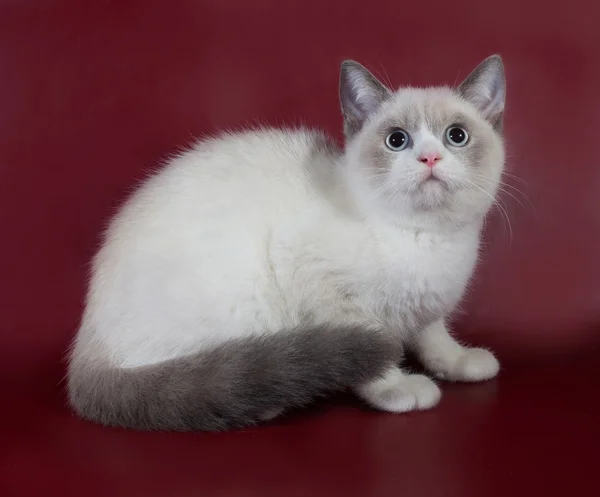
[501, 170, 529, 186]
[472, 173, 536, 216]
[362, 172, 392, 181]
[462, 178, 513, 246]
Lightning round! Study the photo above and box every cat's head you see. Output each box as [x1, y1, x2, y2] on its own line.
[340, 55, 506, 228]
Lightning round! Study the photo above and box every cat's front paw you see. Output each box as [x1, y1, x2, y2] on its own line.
[434, 348, 500, 382]
[357, 371, 441, 413]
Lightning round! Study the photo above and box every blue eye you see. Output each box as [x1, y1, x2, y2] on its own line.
[385, 129, 410, 151]
[445, 126, 469, 146]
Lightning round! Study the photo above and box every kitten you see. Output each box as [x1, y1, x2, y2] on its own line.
[68, 55, 506, 431]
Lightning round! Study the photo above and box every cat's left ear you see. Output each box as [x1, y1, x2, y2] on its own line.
[458, 55, 506, 130]
[340, 60, 391, 140]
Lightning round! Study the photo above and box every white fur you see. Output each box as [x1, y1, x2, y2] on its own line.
[73, 66, 505, 414]
[416, 320, 500, 381]
[357, 367, 442, 412]
[78, 128, 482, 365]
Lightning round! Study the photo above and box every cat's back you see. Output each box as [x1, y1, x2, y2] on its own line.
[94, 128, 342, 302]
[115, 128, 339, 230]
[168, 127, 338, 191]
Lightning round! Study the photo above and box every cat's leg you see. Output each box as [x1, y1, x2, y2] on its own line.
[416, 319, 499, 382]
[355, 365, 441, 412]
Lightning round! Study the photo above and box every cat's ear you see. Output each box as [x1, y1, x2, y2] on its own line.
[458, 55, 506, 130]
[339, 60, 391, 140]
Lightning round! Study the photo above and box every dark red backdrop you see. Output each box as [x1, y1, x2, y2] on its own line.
[1, 1, 599, 496]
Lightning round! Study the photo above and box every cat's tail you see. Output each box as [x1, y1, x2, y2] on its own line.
[67, 324, 399, 432]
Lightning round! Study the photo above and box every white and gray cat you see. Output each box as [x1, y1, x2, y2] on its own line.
[68, 55, 506, 431]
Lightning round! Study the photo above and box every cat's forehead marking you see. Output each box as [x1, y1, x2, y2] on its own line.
[379, 88, 473, 135]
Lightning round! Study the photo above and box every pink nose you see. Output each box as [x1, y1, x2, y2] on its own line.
[418, 153, 441, 167]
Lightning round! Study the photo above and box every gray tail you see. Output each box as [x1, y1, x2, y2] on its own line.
[67, 324, 399, 432]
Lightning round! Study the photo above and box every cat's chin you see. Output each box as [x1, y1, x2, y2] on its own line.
[410, 179, 451, 210]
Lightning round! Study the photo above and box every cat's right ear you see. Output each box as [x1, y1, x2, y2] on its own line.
[339, 60, 391, 140]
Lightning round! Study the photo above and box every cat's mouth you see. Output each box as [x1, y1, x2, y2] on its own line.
[419, 172, 448, 189]
[412, 173, 455, 207]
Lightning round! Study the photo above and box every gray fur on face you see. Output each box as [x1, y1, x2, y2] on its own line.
[365, 98, 496, 175]
[339, 55, 505, 141]
[68, 325, 401, 432]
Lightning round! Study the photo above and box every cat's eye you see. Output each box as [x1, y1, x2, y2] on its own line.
[385, 129, 410, 151]
[445, 126, 469, 147]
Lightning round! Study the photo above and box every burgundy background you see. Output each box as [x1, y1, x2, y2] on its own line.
[1, 1, 599, 496]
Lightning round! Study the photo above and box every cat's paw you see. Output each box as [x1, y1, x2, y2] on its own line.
[357, 371, 441, 413]
[434, 348, 500, 382]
